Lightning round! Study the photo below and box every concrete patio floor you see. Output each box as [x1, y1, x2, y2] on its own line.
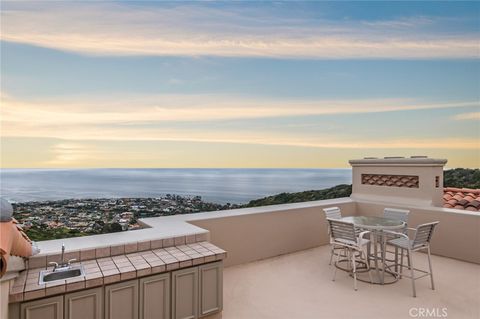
[219, 245, 479, 319]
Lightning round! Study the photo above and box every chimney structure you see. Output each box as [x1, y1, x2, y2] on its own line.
[349, 156, 447, 207]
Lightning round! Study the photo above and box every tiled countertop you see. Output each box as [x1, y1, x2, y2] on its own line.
[10, 242, 226, 303]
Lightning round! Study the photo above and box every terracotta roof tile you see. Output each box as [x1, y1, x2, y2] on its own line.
[443, 188, 480, 212]
[467, 200, 480, 209]
[458, 199, 469, 206]
[447, 199, 457, 206]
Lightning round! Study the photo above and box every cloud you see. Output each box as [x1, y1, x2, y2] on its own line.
[361, 16, 435, 28]
[4, 125, 479, 150]
[46, 142, 103, 166]
[1, 92, 478, 150]
[1, 2, 478, 59]
[453, 112, 480, 121]
[2, 92, 477, 126]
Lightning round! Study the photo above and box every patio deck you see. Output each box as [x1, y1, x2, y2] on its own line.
[219, 245, 479, 319]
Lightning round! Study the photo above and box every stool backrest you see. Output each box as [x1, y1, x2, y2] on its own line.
[413, 221, 439, 248]
[327, 218, 357, 246]
[323, 207, 342, 220]
[384, 208, 409, 223]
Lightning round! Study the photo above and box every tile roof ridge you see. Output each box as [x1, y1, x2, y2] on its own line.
[459, 188, 480, 194]
[444, 187, 480, 194]
[444, 187, 463, 192]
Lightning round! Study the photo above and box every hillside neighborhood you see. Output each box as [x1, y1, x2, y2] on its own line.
[12, 196, 236, 240]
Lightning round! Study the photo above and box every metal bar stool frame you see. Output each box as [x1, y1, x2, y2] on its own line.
[328, 218, 373, 291]
[383, 221, 439, 297]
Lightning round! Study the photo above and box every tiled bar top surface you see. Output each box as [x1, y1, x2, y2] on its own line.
[10, 242, 226, 303]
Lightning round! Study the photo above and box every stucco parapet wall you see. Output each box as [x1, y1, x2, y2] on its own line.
[354, 198, 480, 217]
[34, 197, 354, 258]
[143, 197, 354, 226]
[355, 199, 480, 264]
[349, 157, 447, 167]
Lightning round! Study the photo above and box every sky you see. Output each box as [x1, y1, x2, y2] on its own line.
[1, 1, 479, 168]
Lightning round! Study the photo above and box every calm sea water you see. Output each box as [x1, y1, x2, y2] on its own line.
[0, 169, 351, 204]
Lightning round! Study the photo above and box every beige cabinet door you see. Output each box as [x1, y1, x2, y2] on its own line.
[65, 287, 103, 319]
[105, 279, 139, 319]
[9, 303, 20, 319]
[139, 273, 170, 319]
[198, 262, 223, 317]
[20, 295, 63, 319]
[172, 267, 198, 319]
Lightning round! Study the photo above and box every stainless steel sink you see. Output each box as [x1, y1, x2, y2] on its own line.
[39, 265, 85, 284]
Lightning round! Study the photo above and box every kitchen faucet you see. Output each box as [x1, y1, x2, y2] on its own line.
[48, 243, 76, 271]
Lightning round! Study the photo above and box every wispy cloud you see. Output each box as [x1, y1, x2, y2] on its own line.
[361, 16, 435, 28]
[2, 92, 477, 126]
[453, 112, 480, 121]
[5, 126, 479, 150]
[46, 143, 103, 166]
[1, 92, 478, 150]
[1, 2, 478, 59]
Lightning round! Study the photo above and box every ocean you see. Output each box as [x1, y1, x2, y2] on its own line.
[0, 168, 351, 204]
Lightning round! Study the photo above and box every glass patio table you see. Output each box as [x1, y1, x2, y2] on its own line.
[341, 216, 406, 284]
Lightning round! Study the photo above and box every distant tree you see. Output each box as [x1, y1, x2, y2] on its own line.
[25, 226, 88, 241]
[444, 168, 480, 189]
[242, 169, 479, 208]
[243, 184, 352, 208]
[109, 222, 123, 233]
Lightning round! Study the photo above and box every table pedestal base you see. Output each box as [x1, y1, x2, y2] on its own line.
[335, 260, 399, 285]
[353, 267, 399, 285]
